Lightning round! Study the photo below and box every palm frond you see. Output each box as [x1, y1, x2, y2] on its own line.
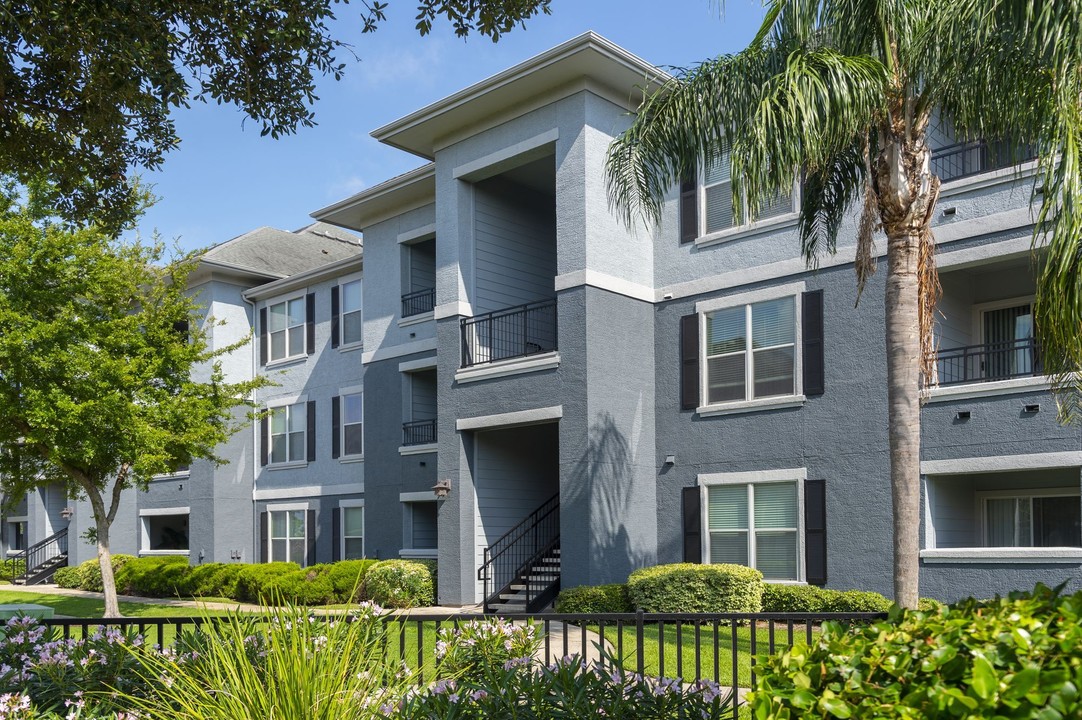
[798, 143, 865, 264]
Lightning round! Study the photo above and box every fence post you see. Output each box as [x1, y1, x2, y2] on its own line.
[636, 610, 645, 675]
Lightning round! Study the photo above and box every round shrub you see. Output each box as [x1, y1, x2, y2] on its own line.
[53, 565, 81, 588]
[260, 566, 337, 606]
[555, 584, 633, 613]
[822, 588, 893, 613]
[761, 583, 825, 612]
[326, 559, 377, 603]
[179, 562, 245, 599]
[78, 554, 137, 592]
[116, 556, 191, 597]
[234, 562, 300, 603]
[749, 584, 1082, 719]
[627, 563, 762, 613]
[364, 559, 435, 609]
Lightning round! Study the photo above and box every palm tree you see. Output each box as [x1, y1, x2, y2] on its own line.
[606, 0, 1082, 608]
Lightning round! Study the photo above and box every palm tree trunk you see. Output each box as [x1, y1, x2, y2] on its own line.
[885, 228, 922, 609]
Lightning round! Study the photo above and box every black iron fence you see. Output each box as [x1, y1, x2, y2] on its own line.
[35, 610, 887, 712]
[932, 338, 1041, 386]
[401, 287, 436, 318]
[931, 139, 1037, 183]
[461, 299, 557, 368]
[402, 418, 437, 446]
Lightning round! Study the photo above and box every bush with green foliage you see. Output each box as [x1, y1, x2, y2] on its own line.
[554, 584, 633, 613]
[52, 565, 81, 589]
[749, 583, 1082, 719]
[73, 554, 136, 593]
[178, 562, 246, 599]
[364, 559, 435, 609]
[234, 562, 301, 603]
[761, 583, 944, 614]
[325, 559, 377, 602]
[116, 555, 191, 597]
[627, 563, 762, 613]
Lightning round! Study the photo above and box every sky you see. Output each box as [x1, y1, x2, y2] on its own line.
[127, 1, 768, 253]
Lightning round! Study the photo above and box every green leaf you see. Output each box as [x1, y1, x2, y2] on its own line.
[819, 697, 853, 718]
[790, 689, 817, 710]
[971, 654, 998, 700]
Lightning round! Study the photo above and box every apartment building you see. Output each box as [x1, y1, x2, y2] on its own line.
[9, 33, 1078, 609]
[313, 32, 1080, 609]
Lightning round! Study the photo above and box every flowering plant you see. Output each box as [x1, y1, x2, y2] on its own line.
[433, 618, 539, 682]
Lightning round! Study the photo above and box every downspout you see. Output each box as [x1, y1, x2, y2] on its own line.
[243, 292, 260, 565]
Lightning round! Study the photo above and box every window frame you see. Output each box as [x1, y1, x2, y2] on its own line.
[977, 487, 1082, 548]
[138, 507, 191, 556]
[339, 499, 365, 560]
[699, 469, 807, 583]
[267, 397, 308, 467]
[337, 275, 364, 350]
[264, 291, 308, 365]
[694, 149, 800, 245]
[6, 516, 28, 552]
[339, 387, 364, 460]
[695, 282, 805, 414]
[267, 503, 308, 566]
[399, 491, 438, 559]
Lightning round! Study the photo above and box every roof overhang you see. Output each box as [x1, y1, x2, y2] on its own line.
[371, 31, 668, 160]
[243, 254, 363, 301]
[311, 164, 436, 232]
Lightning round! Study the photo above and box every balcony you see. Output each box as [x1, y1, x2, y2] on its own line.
[931, 139, 1036, 184]
[401, 288, 435, 318]
[930, 338, 1042, 387]
[460, 299, 557, 368]
[402, 418, 437, 447]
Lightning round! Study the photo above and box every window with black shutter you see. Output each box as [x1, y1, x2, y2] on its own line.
[802, 290, 825, 397]
[805, 479, 828, 585]
[682, 486, 702, 563]
[680, 314, 699, 410]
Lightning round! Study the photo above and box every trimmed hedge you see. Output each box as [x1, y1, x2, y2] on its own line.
[53, 565, 81, 588]
[116, 556, 191, 597]
[234, 562, 301, 603]
[627, 563, 762, 613]
[325, 559, 378, 602]
[749, 584, 1082, 719]
[555, 584, 633, 614]
[73, 554, 137, 593]
[762, 583, 945, 613]
[364, 559, 435, 608]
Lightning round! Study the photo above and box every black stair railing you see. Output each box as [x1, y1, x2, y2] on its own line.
[478, 493, 560, 613]
[10, 526, 68, 584]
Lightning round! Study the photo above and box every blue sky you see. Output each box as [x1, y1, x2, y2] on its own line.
[129, 1, 767, 253]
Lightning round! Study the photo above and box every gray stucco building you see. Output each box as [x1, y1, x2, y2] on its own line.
[7, 32, 1079, 609]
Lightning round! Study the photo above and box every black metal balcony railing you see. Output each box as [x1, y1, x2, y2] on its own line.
[460, 299, 557, 368]
[931, 338, 1042, 387]
[402, 418, 437, 446]
[931, 139, 1037, 184]
[401, 288, 436, 318]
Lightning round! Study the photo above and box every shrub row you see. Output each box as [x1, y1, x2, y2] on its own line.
[555, 563, 946, 614]
[56, 556, 437, 608]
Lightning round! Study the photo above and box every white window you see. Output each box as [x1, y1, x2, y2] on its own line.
[341, 504, 365, 559]
[705, 480, 802, 581]
[340, 279, 363, 346]
[341, 391, 363, 458]
[983, 492, 1081, 548]
[701, 143, 795, 236]
[269, 509, 306, 564]
[267, 296, 306, 362]
[270, 403, 307, 464]
[703, 296, 797, 405]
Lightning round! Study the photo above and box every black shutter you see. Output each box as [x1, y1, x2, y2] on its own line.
[331, 396, 341, 459]
[805, 478, 827, 585]
[679, 173, 698, 244]
[260, 416, 269, 466]
[259, 307, 268, 366]
[259, 511, 269, 563]
[306, 293, 316, 355]
[306, 509, 317, 567]
[682, 486, 702, 563]
[802, 290, 825, 397]
[330, 286, 340, 349]
[332, 508, 341, 562]
[307, 400, 317, 462]
[680, 314, 700, 410]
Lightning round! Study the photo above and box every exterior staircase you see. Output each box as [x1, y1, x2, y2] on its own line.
[9, 527, 68, 586]
[478, 493, 560, 613]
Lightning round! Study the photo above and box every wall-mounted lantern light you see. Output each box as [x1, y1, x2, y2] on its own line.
[432, 479, 452, 499]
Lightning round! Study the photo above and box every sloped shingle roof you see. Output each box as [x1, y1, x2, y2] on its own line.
[201, 222, 360, 278]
